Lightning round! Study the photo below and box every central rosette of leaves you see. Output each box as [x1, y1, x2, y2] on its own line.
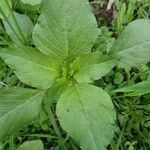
[60, 61, 76, 84]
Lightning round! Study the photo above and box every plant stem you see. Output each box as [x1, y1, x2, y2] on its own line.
[23, 134, 57, 139]
[48, 108, 62, 139]
[9, 133, 14, 150]
[44, 97, 67, 150]
[3, 69, 13, 84]
[116, 118, 129, 150]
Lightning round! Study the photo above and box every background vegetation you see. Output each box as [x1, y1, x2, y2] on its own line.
[0, 0, 150, 149]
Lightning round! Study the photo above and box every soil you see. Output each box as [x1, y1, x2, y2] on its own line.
[90, 2, 114, 25]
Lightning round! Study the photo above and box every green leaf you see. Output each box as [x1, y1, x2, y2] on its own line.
[47, 78, 70, 104]
[57, 84, 116, 150]
[3, 12, 33, 44]
[0, 87, 44, 141]
[0, 23, 4, 34]
[21, 0, 41, 5]
[33, 0, 98, 60]
[147, 72, 150, 81]
[114, 72, 124, 85]
[72, 52, 116, 83]
[17, 140, 44, 150]
[136, 104, 150, 111]
[0, 0, 12, 19]
[113, 81, 150, 96]
[110, 19, 150, 67]
[0, 45, 61, 89]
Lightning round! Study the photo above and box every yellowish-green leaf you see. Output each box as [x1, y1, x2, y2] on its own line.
[0, 0, 12, 19]
[0, 45, 61, 89]
[17, 140, 44, 150]
[72, 52, 116, 83]
[21, 0, 41, 5]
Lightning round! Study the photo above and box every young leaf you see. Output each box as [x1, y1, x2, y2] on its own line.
[17, 140, 44, 150]
[3, 12, 33, 44]
[33, 0, 98, 60]
[0, 45, 61, 89]
[57, 84, 116, 150]
[21, 0, 41, 6]
[110, 19, 150, 67]
[72, 52, 116, 83]
[113, 81, 150, 96]
[0, 87, 44, 141]
[47, 79, 70, 104]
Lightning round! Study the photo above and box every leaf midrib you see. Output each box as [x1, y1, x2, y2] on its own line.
[0, 92, 42, 121]
[117, 40, 150, 54]
[75, 86, 99, 150]
[0, 52, 57, 72]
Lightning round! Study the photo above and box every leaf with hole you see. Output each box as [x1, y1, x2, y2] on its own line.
[57, 84, 116, 150]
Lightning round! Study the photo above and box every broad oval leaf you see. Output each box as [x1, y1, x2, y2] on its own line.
[17, 140, 44, 150]
[33, 0, 98, 60]
[21, 0, 41, 5]
[57, 84, 116, 150]
[3, 12, 33, 44]
[0, 87, 44, 141]
[0, 45, 61, 89]
[72, 52, 116, 83]
[110, 19, 150, 67]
